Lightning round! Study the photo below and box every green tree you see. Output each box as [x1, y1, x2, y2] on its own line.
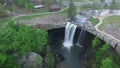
[0, 0, 5, 4]
[0, 19, 48, 68]
[100, 43, 110, 52]
[25, 3, 34, 12]
[13, 0, 30, 8]
[45, 52, 55, 68]
[100, 0, 105, 3]
[92, 37, 101, 48]
[110, 2, 118, 9]
[8, 6, 14, 13]
[42, 0, 54, 8]
[100, 57, 113, 68]
[112, 0, 115, 3]
[18, 0, 26, 7]
[60, 0, 63, 6]
[0, 53, 7, 67]
[0, 3, 6, 18]
[67, 0, 77, 19]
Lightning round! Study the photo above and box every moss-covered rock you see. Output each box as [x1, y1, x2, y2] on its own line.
[19, 52, 43, 68]
[45, 52, 55, 68]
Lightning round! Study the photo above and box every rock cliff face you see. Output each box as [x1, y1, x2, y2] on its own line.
[83, 25, 120, 55]
[32, 23, 65, 30]
[31, 22, 120, 55]
[24, 21, 120, 55]
[21, 13, 120, 55]
[21, 14, 67, 30]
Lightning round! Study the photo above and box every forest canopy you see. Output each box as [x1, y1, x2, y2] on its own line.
[0, 19, 48, 68]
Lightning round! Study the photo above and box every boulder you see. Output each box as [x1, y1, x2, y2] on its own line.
[19, 52, 43, 68]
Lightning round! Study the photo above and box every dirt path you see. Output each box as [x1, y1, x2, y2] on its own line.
[94, 16, 120, 43]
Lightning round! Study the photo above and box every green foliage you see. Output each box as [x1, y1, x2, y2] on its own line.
[91, 39, 120, 68]
[8, 6, 14, 12]
[93, 43, 110, 65]
[0, 10, 6, 17]
[100, 43, 110, 52]
[60, 0, 63, 5]
[67, 0, 77, 19]
[0, 3, 6, 18]
[88, 17, 99, 26]
[100, 57, 113, 68]
[25, 3, 34, 12]
[45, 52, 55, 68]
[13, 0, 32, 8]
[92, 37, 101, 48]
[4, 55, 21, 68]
[0, 53, 7, 66]
[42, 0, 54, 9]
[80, 3, 98, 10]
[0, 0, 5, 4]
[0, 19, 48, 68]
[109, 2, 120, 9]
[100, 0, 105, 2]
[112, 55, 120, 68]
[0, 3, 3, 10]
[18, 0, 27, 7]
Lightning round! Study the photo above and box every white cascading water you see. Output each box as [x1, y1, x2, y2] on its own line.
[63, 22, 77, 49]
[76, 29, 84, 47]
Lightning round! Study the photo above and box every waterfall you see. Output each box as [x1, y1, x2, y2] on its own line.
[63, 22, 77, 49]
[76, 29, 86, 47]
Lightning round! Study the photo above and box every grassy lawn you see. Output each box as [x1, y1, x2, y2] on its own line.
[15, 14, 48, 21]
[0, 6, 68, 27]
[16, 7, 68, 21]
[32, 8, 49, 14]
[0, 18, 11, 27]
[59, 8, 68, 16]
[88, 17, 99, 26]
[99, 16, 120, 30]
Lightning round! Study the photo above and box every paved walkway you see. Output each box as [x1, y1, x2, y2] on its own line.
[94, 16, 120, 43]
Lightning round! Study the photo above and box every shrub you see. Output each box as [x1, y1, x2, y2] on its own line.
[67, 0, 77, 19]
[100, 57, 113, 68]
[88, 17, 99, 26]
[45, 52, 55, 68]
[100, 43, 110, 52]
[0, 53, 7, 67]
[92, 37, 101, 48]
[25, 3, 34, 12]
[0, 19, 48, 68]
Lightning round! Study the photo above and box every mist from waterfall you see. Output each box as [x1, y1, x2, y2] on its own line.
[63, 22, 77, 49]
